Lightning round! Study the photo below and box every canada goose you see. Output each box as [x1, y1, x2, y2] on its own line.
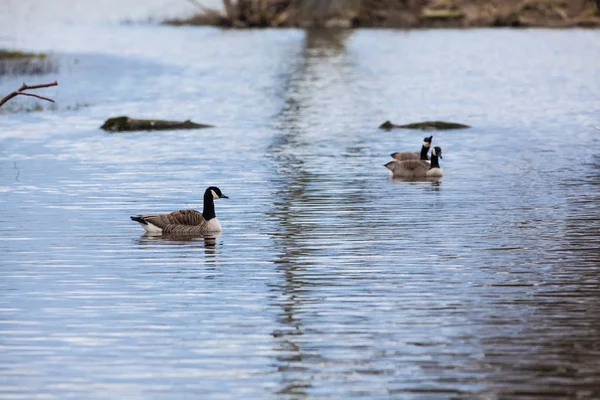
[131, 186, 228, 235]
[384, 146, 443, 178]
[390, 135, 433, 162]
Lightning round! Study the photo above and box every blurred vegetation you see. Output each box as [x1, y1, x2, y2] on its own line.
[0, 50, 57, 76]
[0, 102, 56, 115]
[166, 0, 600, 28]
[0, 50, 47, 59]
[0, 101, 89, 115]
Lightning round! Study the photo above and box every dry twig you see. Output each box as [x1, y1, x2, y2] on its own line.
[184, 0, 221, 16]
[0, 81, 58, 108]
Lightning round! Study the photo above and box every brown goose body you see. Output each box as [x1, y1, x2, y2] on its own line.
[132, 209, 219, 235]
[131, 186, 228, 235]
[385, 146, 443, 178]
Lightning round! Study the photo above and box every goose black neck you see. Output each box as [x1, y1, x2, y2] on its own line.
[420, 145, 430, 160]
[202, 192, 216, 220]
[429, 154, 440, 169]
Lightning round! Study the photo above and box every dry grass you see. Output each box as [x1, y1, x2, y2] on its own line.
[165, 0, 600, 28]
[0, 50, 58, 76]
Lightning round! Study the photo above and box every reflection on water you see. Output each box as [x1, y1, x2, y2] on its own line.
[137, 234, 220, 255]
[388, 176, 443, 186]
[1, 6, 600, 399]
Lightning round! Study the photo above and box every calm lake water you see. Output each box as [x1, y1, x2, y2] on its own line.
[1, 2, 600, 399]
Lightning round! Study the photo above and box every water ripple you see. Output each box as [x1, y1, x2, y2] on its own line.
[1, 15, 600, 400]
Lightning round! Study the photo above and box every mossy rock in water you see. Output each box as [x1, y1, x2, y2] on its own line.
[101, 116, 214, 132]
[379, 120, 470, 131]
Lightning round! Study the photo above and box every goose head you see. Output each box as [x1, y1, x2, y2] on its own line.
[432, 146, 442, 159]
[383, 161, 397, 171]
[423, 135, 433, 147]
[206, 186, 229, 200]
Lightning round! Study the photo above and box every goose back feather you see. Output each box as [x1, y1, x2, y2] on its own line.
[391, 135, 433, 162]
[391, 151, 421, 162]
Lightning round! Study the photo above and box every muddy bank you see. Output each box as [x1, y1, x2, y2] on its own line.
[166, 0, 600, 28]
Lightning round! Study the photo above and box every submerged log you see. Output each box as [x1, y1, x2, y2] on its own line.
[379, 120, 470, 131]
[101, 116, 213, 132]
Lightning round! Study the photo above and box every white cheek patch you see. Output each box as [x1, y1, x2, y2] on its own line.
[432, 148, 437, 156]
[211, 190, 218, 200]
[423, 141, 431, 147]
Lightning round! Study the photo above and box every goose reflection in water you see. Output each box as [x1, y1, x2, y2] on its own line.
[136, 233, 220, 255]
[388, 176, 442, 189]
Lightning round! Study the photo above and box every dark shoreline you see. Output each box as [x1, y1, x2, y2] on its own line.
[165, 1, 600, 29]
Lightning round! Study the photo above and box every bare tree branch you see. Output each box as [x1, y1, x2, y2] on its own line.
[14, 92, 56, 103]
[184, 0, 221, 16]
[223, 0, 237, 21]
[0, 81, 58, 108]
[14, 161, 20, 182]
